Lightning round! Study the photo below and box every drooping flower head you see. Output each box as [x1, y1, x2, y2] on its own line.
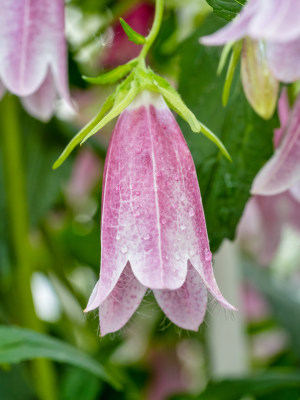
[201, 0, 300, 83]
[85, 91, 235, 336]
[0, 0, 71, 121]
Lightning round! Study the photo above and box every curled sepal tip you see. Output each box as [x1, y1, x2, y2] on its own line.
[199, 122, 232, 162]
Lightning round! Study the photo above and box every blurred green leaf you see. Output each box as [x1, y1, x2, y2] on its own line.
[178, 16, 277, 251]
[61, 367, 103, 400]
[170, 371, 300, 399]
[205, 0, 246, 21]
[0, 325, 121, 390]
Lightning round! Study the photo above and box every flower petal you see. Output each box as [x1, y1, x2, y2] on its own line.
[266, 39, 300, 83]
[251, 97, 300, 195]
[248, 0, 300, 43]
[0, 0, 70, 101]
[200, 0, 258, 46]
[154, 262, 207, 331]
[98, 262, 146, 336]
[21, 70, 56, 121]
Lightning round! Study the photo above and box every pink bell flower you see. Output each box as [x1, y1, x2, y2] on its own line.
[0, 0, 71, 121]
[200, 0, 300, 83]
[85, 91, 235, 336]
[251, 91, 300, 196]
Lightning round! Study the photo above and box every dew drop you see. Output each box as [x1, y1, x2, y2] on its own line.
[180, 224, 186, 231]
[190, 249, 196, 256]
[116, 234, 120, 241]
[136, 191, 140, 196]
[165, 255, 169, 260]
[136, 146, 142, 154]
[180, 194, 185, 202]
[121, 246, 128, 254]
[189, 208, 195, 217]
[134, 211, 141, 217]
[174, 174, 179, 181]
[143, 234, 150, 241]
[205, 248, 212, 261]
[161, 218, 166, 225]
[115, 185, 119, 192]
[175, 252, 180, 260]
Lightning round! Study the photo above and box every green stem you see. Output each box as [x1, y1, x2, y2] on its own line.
[138, 0, 164, 67]
[0, 95, 57, 400]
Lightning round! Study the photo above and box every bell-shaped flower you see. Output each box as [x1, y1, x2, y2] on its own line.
[85, 91, 235, 336]
[0, 0, 71, 121]
[251, 93, 300, 195]
[200, 0, 300, 83]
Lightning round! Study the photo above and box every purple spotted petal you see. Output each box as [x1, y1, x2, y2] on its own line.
[252, 96, 300, 195]
[290, 182, 300, 203]
[0, 0, 71, 104]
[21, 70, 57, 121]
[98, 262, 146, 336]
[266, 39, 300, 83]
[154, 262, 207, 331]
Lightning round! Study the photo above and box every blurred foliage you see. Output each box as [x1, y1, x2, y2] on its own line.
[0, 1, 299, 400]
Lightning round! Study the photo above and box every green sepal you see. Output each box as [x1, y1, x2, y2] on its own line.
[148, 70, 201, 133]
[80, 81, 140, 145]
[120, 18, 146, 45]
[82, 60, 137, 85]
[52, 92, 116, 169]
[222, 40, 242, 106]
[198, 122, 232, 162]
[217, 41, 234, 76]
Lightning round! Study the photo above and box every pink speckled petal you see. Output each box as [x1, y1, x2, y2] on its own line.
[248, 0, 300, 43]
[21, 70, 56, 121]
[154, 262, 207, 331]
[200, 0, 259, 46]
[273, 89, 290, 148]
[99, 262, 146, 336]
[266, 39, 300, 83]
[252, 96, 300, 195]
[0, 0, 70, 102]
[290, 182, 300, 203]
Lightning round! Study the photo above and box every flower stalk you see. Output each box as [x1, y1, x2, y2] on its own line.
[1, 95, 57, 400]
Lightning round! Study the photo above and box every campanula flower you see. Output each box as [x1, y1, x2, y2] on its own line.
[200, 0, 300, 83]
[0, 0, 71, 121]
[85, 91, 235, 336]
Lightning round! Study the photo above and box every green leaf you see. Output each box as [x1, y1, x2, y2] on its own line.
[83, 61, 137, 85]
[119, 18, 146, 44]
[178, 15, 277, 252]
[0, 325, 121, 390]
[206, 0, 246, 21]
[171, 371, 300, 400]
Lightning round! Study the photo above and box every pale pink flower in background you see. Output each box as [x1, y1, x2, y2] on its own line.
[238, 91, 300, 265]
[85, 91, 235, 336]
[101, 2, 154, 68]
[0, 0, 71, 121]
[201, 0, 300, 83]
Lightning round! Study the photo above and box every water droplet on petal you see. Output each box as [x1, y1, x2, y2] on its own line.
[161, 218, 166, 225]
[121, 246, 128, 254]
[143, 234, 150, 240]
[175, 252, 180, 260]
[115, 185, 119, 192]
[205, 248, 212, 261]
[165, 255, 169, 260]
[136, 146, 142, 154]
[180, 224, 186, 231]
[181, 195, 185, 202]
[190, 249, 196, 256]
[116, 234, 120, 240]
[136, 191, 140, 196]
[174, 174, 179, 181]
[134, 211, 140, 217]
[189, 208, 195, 217]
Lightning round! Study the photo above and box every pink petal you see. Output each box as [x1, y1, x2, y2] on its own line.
[290, 182, 300, 203]
[21, 69, 56, 121]
[98, 262, 146, 336]
[248, 0, 300, 43]
[0, 0, 70, 103]
[251, 96, 300, 195]
[266, 39, 300, 83]
[154, 262, 207, 331]
[273, 89, 290, 148]
[200, 0, 259, 46]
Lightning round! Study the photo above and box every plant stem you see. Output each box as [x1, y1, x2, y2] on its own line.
[138, 0, 164, 67]
[0, 95, 57, 400]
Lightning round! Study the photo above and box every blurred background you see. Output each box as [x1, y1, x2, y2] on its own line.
[1, 0, 300, 399]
